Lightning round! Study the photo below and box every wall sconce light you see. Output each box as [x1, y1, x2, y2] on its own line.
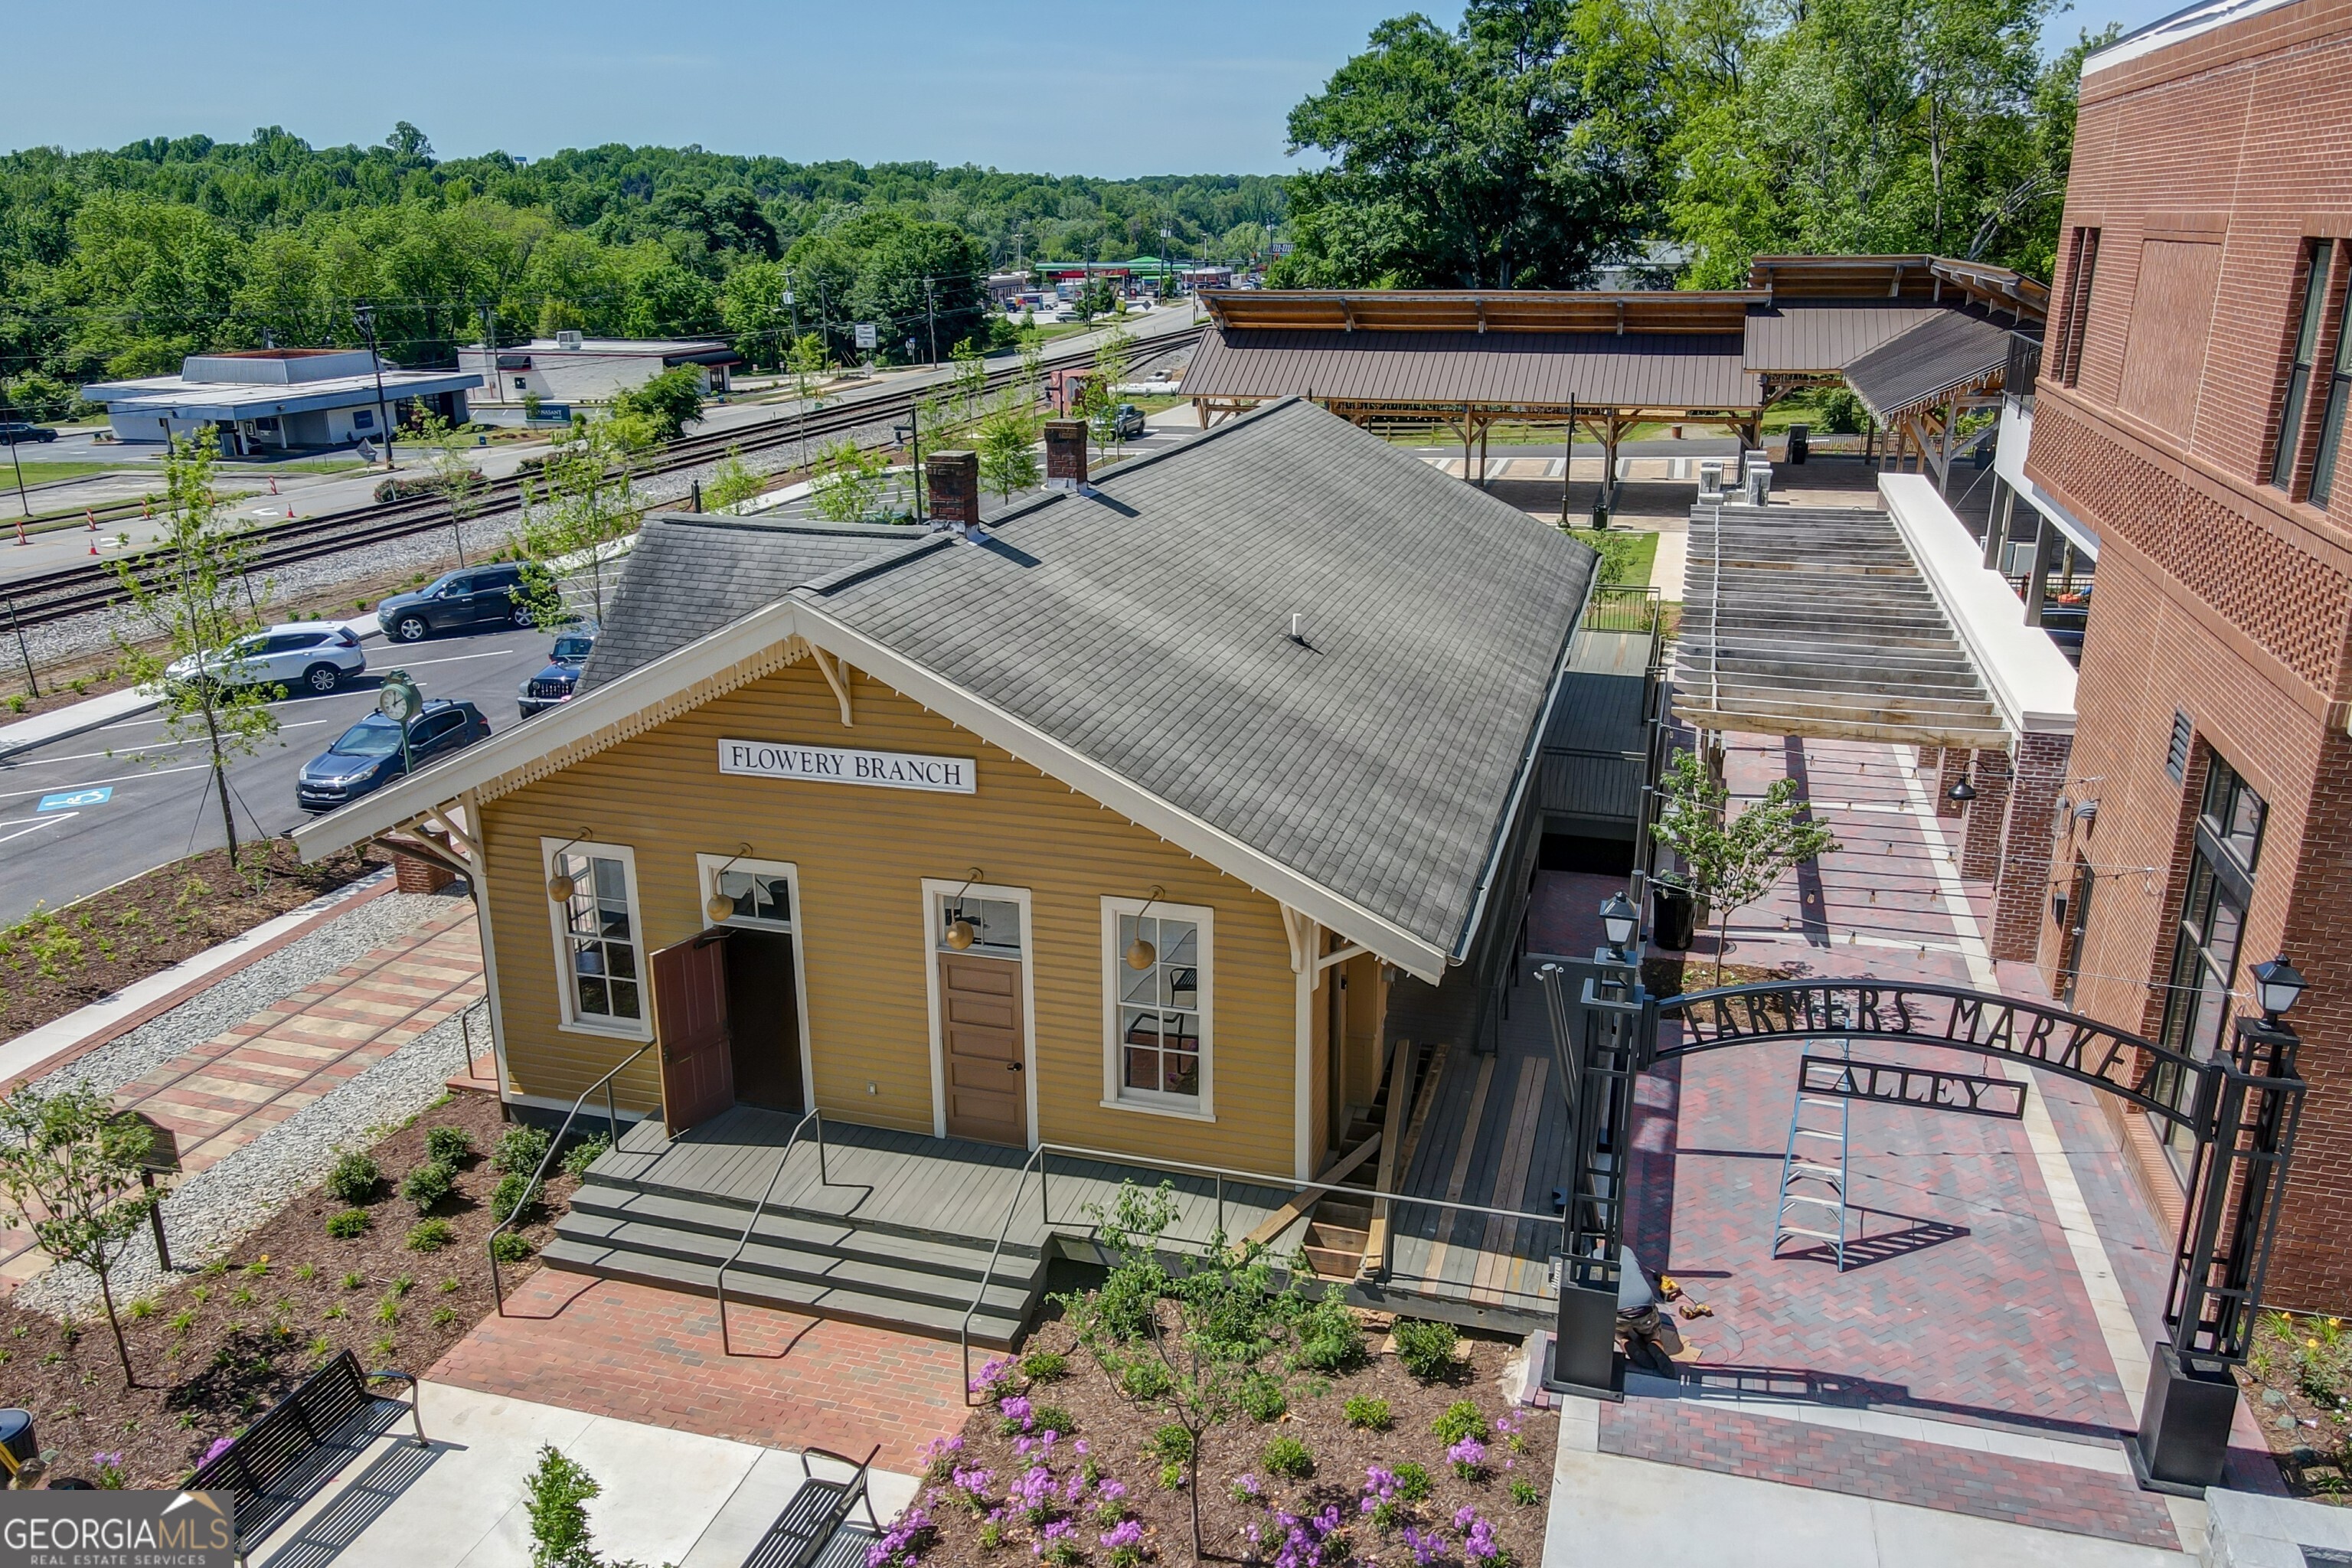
[1948, 777, 1978, 803]
[1126, 886, 1166, 970]
[943, 869, 983, 950]
[544, 829, 593, 904]
[704, 844, 753, 925]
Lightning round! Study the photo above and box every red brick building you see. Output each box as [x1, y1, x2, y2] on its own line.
[2024, 0, 2352, 1308]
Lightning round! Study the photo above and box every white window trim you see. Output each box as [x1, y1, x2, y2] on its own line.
[1100, 896, 1215, 1122]
[543, 837, 652, 1042]
[920, 879, 1039, 1146]
[695, 854, 816, 1112]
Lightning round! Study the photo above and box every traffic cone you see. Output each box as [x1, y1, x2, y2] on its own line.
[86, 510, 96, 532]
[88, 538, 99, 556]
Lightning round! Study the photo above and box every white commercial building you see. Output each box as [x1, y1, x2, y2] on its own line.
[81, 349, 480, 451]
[456, 335, 740, 409]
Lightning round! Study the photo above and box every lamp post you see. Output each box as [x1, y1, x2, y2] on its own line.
[1599, 892, 1639, 962]
[893, 408, 924, 527]
[352, 303, 397, 471]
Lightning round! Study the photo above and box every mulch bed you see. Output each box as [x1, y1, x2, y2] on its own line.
[0, 1088, 576, 1488]
[2238, 1312, 2352, 1502]
[915, 1315, 1553, 1568]
[0, 841, 384, 1041]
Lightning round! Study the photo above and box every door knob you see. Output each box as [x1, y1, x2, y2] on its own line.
[1008, 1060, 1024, 1072]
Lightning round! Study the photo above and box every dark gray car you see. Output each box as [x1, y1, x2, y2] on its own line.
[375, 564, 541, 642]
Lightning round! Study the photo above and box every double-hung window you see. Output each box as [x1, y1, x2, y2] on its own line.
[2272, 240, 2334, 492]
[2153, 758, 2265, 1174]
[1103, 898, 1212, 1116]
[2055, 227, 2101, 387]
[546, 839, 648, 1036]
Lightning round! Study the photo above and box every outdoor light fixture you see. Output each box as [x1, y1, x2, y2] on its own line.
[1599, 893, 1638, 953]
[1126, 886, 1166, 970]
[704, 844, 753, 926]
[1948, 777, 1978, 803]
[943, 870, 984, 950]
[2252, 956, 2307, 1023]
[544, 830, 593, 904]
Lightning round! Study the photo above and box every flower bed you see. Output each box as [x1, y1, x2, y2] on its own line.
[0, 1089, 581, 1488]
[2239, 1309, 2352, 1501]
[891, 1317, 1552, 1568]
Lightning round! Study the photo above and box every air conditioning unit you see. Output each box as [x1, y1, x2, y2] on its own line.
[555, 330, 583, 351]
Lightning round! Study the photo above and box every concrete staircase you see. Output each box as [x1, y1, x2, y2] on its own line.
[544, 1164, 1047, 1349]
[1676, 501, 2009, 750]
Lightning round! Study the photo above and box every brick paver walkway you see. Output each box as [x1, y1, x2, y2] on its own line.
[430, 1272, 967, 1470]
[0, 901, 482, 1289]
[1598, 1400, 2181, 1551]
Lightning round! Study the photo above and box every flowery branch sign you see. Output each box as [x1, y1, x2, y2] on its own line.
[718, 738, 977, 794]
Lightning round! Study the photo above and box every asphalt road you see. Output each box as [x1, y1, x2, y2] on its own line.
[0, 627, 557, 924]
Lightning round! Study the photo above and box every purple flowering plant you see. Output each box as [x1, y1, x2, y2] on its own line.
[867, 1505, 936, 1568]
[1446, 1437, 1486, 1480]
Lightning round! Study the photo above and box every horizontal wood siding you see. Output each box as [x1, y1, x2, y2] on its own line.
[480, 655, 1299, 1174]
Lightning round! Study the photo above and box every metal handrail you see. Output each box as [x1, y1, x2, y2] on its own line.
[716, 1108, 828, 1355]
[959, 1142, 1046, 1402]
[956, 1138, 1572, 1396]
[486, 1040, 652, 1311]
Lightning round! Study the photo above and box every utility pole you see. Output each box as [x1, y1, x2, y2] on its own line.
[0, 394, 28, 518]
[785, 273, 808, 469]
[924, 276, 939, 367]
[353, 303, 396, 471]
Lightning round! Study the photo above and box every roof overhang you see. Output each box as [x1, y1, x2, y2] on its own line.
[86, 370, 483, 420]
[1200, 289, 1761, 335]
[293, 583, 1461, 982]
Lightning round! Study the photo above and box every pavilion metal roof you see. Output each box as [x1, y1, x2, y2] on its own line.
[1181, 328, 1756, 413]
[1843, 310, 2025, 423]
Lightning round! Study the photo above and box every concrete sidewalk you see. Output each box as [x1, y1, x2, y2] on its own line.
[253, 1381, 920, 1568]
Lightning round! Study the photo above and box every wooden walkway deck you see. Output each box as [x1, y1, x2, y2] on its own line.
[607, 1109, 1299, 1255]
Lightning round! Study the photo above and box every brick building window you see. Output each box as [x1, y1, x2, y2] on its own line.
[2271, 240, 2335, 492]
[2151, 756, 2265, 1174]
[2308, 275, 2352, 508]
[2055, 227, 2101, 387]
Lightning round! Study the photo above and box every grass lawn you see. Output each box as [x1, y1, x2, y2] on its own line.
[1568, 525, 1660, 586]
[2, 461, 132, 487]
[229, 456, 370, 475]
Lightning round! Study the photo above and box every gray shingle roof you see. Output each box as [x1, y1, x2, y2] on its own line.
[577, 515, 922, 691]
[1843, 309, 2021, 422]
[796, 399, 1595, 955]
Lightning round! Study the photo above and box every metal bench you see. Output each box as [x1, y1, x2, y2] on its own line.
[741, 1445, 883, 1568]
[188, 1349, 422, 1565]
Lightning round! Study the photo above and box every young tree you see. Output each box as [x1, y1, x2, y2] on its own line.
[0, 1086, 158, 1388]
[1058, 1184, 1318, 1565]
[112, 430, 278, 867]
[521, 1445, 601, 1568]
[1082, 325, 1138, 459]
[975, 391, 1042, 501]
[703, 446, 766, 513]
[1651, 746, 1840, 983]
[806, 439, 893, 524]
[411, 398, 485, 565]
[608, 366, 704, 446]
[513, 416, 647, 627]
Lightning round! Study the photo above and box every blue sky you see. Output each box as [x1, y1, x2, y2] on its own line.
[2, 0, 2168, 179]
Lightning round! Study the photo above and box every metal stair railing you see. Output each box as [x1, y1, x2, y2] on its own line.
[717, 1108, 830, 1355]
[488, 1040, 652, 1311]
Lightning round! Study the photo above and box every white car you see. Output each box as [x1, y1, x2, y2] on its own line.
[165, 623, 367, 695]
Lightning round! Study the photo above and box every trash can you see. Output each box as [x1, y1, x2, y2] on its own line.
[1787, 424, 1810, 465]
[1651, 879, 1699, 952]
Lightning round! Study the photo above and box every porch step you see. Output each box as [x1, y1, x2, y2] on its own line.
[546, 1174, 1045, 1348]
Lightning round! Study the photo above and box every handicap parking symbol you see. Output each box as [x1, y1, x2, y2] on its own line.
[37, 787, 112, 812]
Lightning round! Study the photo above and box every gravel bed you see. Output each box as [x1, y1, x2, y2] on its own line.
[32, 881, 457, 1104]
[16, 993, 491, 1316]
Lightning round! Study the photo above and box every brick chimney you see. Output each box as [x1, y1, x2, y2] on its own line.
[927, 450, 981, 531]
[1044, 420, 1089, 491]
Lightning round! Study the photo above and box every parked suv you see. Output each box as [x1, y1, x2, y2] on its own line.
[375, 564, 544, 642]
[164, 623, 366, 694]
[518, 626, 598, 717]
[297, 699, 492, 811]
[0, 422, 57, 445]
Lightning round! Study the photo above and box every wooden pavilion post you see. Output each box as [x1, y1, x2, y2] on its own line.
[1560, 400, 1576, 528]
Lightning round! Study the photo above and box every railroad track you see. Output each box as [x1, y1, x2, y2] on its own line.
[2, 323, 1202, 632]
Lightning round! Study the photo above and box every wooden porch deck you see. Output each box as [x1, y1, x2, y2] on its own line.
[605, 1109, 1301, 1254]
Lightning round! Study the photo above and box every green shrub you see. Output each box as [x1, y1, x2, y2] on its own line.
[1156, 1461, 1185, 1491]
[1509, 1477, 1543, 1507]
[1120, 1361, 1172, 1401]
[490, 1171, 540, 1226]
[1344, 1394, 1392, 1431]
[489, 1231, 534, 1263]
[424, 1125, 475, 1165]
[492, 1124, 552, 1175]
[325, 1209, 371, 1240]
[1393, 1462, 1433, 1502]
[1238, 1374, 1288, 1423]
[1030, 1403, 1076, 1436]
[400, 1160, 455, 1214]
[1019, 1349, 1069, 1383]
[560, 1135, 610, 1181]
[1393, 1318, 1459, 1381]
[324, 1151, 381, 1206]
[1148, 1423, 1194, 1464]
[1260, 1435, 1312, 1480]
[405, 1219, 457, 1253]
[1293, 1296, 1365, 1372]
[1431, 1400, 1488, 1445]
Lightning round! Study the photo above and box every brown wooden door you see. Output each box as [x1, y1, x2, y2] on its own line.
[939, 952, 1026, 1146]
[654, 933, 733, 1135]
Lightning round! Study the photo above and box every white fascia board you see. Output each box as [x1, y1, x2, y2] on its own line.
[1880, 473, 2077, 737]
[1996, 404, 2101, 559]
[792, 600, 1453, 984]
[290, 599, 807, 861]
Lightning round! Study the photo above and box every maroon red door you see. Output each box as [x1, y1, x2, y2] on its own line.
[654, 933, 733, 1135]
